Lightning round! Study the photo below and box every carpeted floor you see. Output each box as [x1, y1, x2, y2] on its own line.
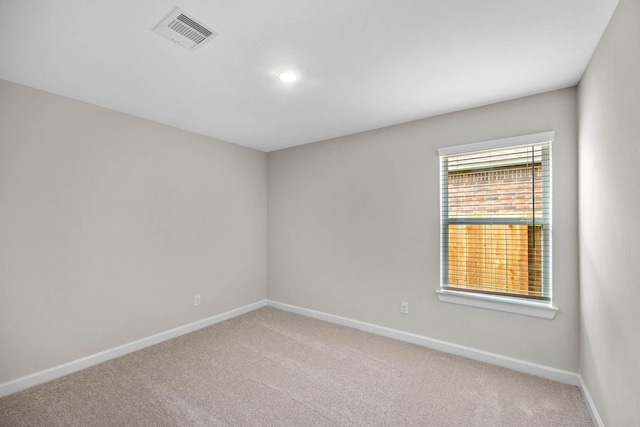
[0, 307, 592, 426]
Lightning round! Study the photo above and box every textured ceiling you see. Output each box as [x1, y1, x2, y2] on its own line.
[0, 0, 619, 151]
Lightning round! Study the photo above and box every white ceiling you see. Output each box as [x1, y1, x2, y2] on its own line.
[0, 1, 619, 152]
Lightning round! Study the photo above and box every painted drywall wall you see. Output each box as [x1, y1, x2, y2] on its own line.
[0, 80, 267, 383]
[268, 88, 579, 371]
[578, 0, 640, 424]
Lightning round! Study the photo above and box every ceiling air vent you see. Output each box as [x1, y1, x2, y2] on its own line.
[153, 7, 219, 51]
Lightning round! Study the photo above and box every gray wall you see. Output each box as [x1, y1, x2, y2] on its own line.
[0, 80, 267, 383]
[268, 88, 580, 371]
[578, 0, 640, 424]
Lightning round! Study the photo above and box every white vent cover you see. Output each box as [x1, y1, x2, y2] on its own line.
[153, 7, 219, 51]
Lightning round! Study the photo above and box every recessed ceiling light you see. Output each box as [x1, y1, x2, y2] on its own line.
[278, 70, 299, 83]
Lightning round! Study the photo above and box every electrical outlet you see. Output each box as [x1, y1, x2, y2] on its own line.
[194, 294, 201, 306]
[400, 301, 409, 315]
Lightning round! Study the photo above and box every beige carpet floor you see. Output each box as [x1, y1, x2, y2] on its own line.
[0, 307, 592, 426]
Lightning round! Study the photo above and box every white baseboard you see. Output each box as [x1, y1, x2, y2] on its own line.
[0, 299, 267, 398]
[579, 375, 604, 427]
[267, 300, 581, 386]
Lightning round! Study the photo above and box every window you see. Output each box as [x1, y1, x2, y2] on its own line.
[437, 132, 554, 316]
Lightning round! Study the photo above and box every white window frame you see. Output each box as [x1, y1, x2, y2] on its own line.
[436, 131, 558, 320]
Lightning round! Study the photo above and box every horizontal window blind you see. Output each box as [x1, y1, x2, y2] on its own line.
[439, 137, 552, 301]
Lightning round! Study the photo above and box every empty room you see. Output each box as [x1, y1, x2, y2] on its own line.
[0, 0, 638, 425]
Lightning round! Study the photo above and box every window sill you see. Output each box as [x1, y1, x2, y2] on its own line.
[435, 289, 558, 319]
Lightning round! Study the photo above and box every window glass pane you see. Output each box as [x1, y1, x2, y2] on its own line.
[440, 140, 551, 301]
[447, 224, 543, 298]
[447, 147, 543, 220]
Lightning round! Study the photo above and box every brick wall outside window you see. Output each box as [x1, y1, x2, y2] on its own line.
[448, 165, 542, 217]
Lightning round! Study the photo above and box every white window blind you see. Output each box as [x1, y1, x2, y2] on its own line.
[439, 132, 553, 301]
